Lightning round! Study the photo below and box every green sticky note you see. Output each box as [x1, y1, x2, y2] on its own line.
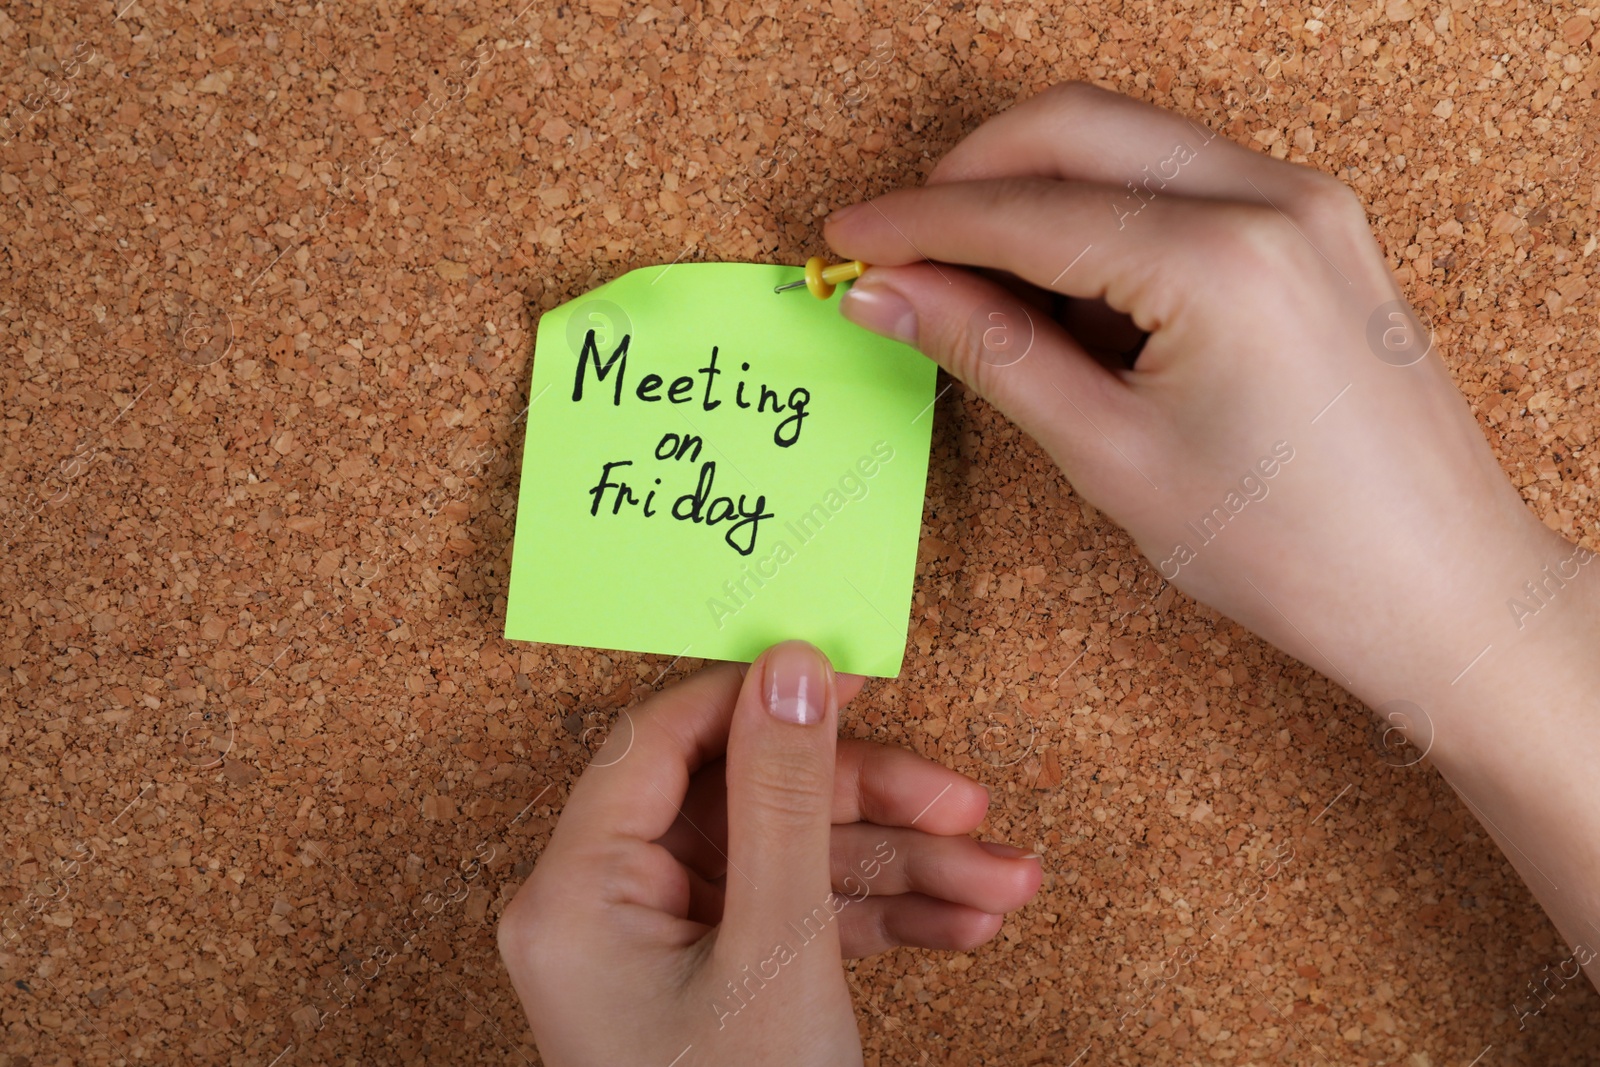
[504, 262, 937, 677]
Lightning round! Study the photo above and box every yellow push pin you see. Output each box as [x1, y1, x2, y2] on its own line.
[773, 256, 870, 299]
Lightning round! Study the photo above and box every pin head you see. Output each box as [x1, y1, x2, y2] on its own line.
[774, 257, 869, 298]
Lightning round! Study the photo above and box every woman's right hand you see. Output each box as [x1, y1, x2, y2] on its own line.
[825, 81, 1579, 720]
[824, 83, 1600, 988]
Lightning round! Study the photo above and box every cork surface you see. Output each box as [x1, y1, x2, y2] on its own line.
[3, 0, 1599, 1063]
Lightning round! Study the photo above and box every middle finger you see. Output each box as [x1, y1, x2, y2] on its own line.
[656, 739, 993, 877]
[830, 823, 1042, 917]
[925, 81, 1319, 208]
[676, 824, 1042, 937]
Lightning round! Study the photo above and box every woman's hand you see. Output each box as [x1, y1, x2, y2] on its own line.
[826, 81, 1574, 713]
[498, 642, 1042, 1066]
[826, 82, 1600, 991]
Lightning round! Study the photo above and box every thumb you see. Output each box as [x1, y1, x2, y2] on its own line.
[837, 262, 1143, 488]
[717, 640, 842, 958]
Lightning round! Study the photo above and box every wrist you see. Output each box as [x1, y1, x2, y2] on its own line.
[1373, 526, 1600, 764]
[1314, 501, 1590, 733]
[1418, 558, 1600, 771]
[1377, 542, 1600, 965]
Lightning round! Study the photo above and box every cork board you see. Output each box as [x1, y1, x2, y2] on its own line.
[1, 0, 1598, 1064]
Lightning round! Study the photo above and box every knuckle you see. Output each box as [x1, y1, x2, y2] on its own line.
[744, 749, 833, 815]
[942, 291, 1040, 394]
[869, 900, 895, 949]
[943, 315, 1003, 397]
[828, 837, 855, 887]
[1039, 80, 1106, 114]
[973, 173, 1050, 218]
[955, 912, 1002, 952]
[1199, 203, 1305, 282]
[497, 878, 558, 966]
[588, 840, 674, 900]
[1288, 171, 1366, 232]
[496, 849, 613, 971]
[829, 841, 895, 896]
[1197, 175, 1365, 289]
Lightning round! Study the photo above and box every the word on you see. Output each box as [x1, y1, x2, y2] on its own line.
[1157, 441, 1295, 579]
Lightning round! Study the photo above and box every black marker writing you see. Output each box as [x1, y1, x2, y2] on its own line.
[570, 328, 817, 555]
[573, 329, 629, 404]
[571, 331, 811, 448]
[586, 456, 774, 556]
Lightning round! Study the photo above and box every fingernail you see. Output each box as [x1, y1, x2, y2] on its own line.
[840, 276, 917, 346]
[978, 840, 1042, 861]
[763, 641, 829, 725]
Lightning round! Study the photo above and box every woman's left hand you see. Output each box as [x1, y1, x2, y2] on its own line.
[498, 642, 1042, 1066]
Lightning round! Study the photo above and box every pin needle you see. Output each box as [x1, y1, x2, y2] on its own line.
[774, 256, 870, 298]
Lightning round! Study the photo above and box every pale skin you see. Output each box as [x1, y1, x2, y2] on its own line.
[499, 83, 1600, 1062]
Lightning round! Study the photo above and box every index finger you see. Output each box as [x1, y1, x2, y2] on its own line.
[655, 737, 992, 877]
[825, 176, 1240, 330]
[552, 661, 742, 849]
[838, 739, 991, 835]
